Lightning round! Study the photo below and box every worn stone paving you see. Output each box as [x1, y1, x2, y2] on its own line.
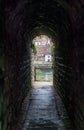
[22, 82, 71, 130]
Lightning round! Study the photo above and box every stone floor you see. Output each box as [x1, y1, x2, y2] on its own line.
[21, 82, 71, 130]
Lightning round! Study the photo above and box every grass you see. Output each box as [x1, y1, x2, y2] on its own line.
[36, 69, 53, 82]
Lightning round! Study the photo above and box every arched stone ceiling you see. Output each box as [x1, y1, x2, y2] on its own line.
[6, 0, 72, 44]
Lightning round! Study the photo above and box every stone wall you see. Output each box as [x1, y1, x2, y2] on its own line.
[71, 2, 84, 128]
[5, 3, 32, 128]
[6, 40, 31, 130]
[53, 28, 73, 121]
[7, 42, 31, 130]
[4, 0, 84, 130]
[54, 1, 84, 130]
[0, 0, 7, 130]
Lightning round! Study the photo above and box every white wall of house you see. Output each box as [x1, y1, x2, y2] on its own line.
[45, 55, 52, 62]
[35, 42, 41, 46]
[35, 41, 47, 46]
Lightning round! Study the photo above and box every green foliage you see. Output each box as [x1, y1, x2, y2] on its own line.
[51, 44, 55, 57]
[39, 35, 48, 38]
[31, 43, 37, 55]
[36, 69, 43, 81]
[36, 69, 42, 76]
[36, 69, 53, 81]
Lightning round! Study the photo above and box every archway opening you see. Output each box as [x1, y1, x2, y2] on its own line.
[31, 35, 54, 84]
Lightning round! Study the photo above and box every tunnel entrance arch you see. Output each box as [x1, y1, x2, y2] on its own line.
[4, 0, 84, 130]
[6, 20, 75, 130]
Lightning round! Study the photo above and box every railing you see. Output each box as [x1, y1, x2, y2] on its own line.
[34, 61, 52, 66]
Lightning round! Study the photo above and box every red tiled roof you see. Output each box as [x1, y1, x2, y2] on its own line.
[34, 37, 51, 57]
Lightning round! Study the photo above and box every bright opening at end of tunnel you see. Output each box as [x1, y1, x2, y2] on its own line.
[31, 35, 54, 83]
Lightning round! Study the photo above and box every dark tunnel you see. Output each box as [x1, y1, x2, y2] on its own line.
[0, 0, 84, 130]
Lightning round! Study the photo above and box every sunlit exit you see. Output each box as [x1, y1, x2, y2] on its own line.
[31, 35, 54, 82]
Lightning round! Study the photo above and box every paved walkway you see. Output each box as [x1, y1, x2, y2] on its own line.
[22, 82, 71, 130]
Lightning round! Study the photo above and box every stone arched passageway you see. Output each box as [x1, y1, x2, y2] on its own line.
[0, 0, 84, 130]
